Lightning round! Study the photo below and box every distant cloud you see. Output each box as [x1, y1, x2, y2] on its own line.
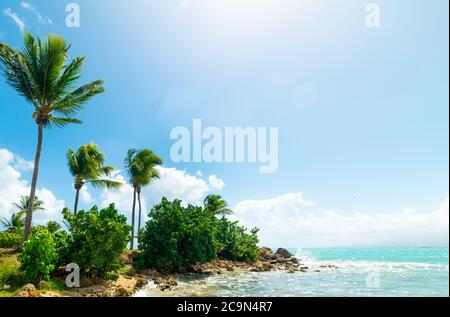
[0, 148, 65, 228]
[232, 193, 450, 248]
[20, 1, 52, 25]
[2, 8, 26, 33]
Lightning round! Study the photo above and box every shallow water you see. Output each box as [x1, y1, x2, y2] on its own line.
[134, 248, 449, 297]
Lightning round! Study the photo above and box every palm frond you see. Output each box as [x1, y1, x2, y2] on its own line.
[47, 116, 82, 128]
[89, 179, 123, 190]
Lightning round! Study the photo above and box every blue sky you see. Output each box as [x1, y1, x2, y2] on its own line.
[0, 0, 448, 247]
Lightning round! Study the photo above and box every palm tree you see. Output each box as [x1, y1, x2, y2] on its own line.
[0, 32, 105, 241]
[124, 149, 162, 249]
[203, 194, 233, 217]
[45, 221, 61, 234]
[0, 212, 25, 230]
[0, 196, 44, 230]
[13, 195, 45, 214]
[67, 143, 122, 215]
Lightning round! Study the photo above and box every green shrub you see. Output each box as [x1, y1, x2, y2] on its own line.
[215, 217, 259, 262]
[53, 230, 69, 268]
[18, 227, 57, 283]
[0, 231, 22, 248]
[62, 204, 131, 279]
[138, 198, 217, 271]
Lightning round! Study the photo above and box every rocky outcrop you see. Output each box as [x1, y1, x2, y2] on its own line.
[275, 248, 293, 258]
[15, 284, 39, 297]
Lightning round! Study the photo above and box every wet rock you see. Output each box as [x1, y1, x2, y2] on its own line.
[275, 248, 293, 259]
[134, 278, 148, 289]
[166, 275, 178, 286]
[153, 276, 163, 285]
[15, 284, 39, 297]
[287, 268, 297, 274]
[115, 287, 132, 297]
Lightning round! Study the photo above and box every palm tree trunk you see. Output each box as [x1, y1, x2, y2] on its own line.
[137, 188, 142, 235]
[74, 187, 80, 216]
[23, 124, 43, 242]
[130, 186, 137, 250]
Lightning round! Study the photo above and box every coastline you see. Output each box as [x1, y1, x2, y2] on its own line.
[10, 247, 308, 297]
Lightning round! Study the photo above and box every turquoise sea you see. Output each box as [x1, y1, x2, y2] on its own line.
[135, 248, 449, 297]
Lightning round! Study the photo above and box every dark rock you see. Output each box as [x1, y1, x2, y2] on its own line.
[275, 248, 293, 259]
[259, 247, 273, 260]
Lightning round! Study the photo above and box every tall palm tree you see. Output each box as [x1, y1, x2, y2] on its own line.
[203, 194, 233, 217]
[0, 196, 44, 230]
[124, 149, 162, 249]
[67, 143, 122, 215]
[0, 32, 105, 241]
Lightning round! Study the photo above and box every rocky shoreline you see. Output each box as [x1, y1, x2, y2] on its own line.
[14, 247, 337, 297]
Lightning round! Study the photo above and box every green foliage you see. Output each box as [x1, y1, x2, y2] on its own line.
[0, 251, 22, 294]
[138, 198, 217, 271]
[53, 230, 69, 268]
[62, 204, 131, 278]
[215, 218, 260, 262]
[0, 231, 22, 248]
[203, 194, 233, 217]
[18, 227, 57, 283]
[67, 143, 122, 190]
[0, 32, 105, 128]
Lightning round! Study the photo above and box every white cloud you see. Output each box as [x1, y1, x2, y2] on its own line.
[100, 167, 226, 223]
[2, 8, 26, 32]
[0, 148, 65, 228]
[208, 175, 226, 191]
[79, 186, 93, 204]
[232, 193, 450, 248]
[20, 1, 52, 25]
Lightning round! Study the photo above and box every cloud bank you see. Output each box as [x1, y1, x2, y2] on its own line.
[233, 193, 449, 248]
[0, 148, 65, 228]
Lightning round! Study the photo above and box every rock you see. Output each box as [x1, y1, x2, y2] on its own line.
[38, 280, 48, 290]
[159, 284, 171, 291]
[115, 287, 132, 297]
[3, 285, 11, 290]
[226, 265, 234, 272]
[166, 275, 178, 286]
[135, 278, 148, 289]
[314, 270, 321, 272]
[250, 262, 272, 272]
[259, 247, 273, 260]
[275, 248, 293, 259]
[15, 284, 39, 297]
[287, 268, 297, 274]
[153, 276, 163, 285]
[290, 257, 299, 264]
[300, 266, 309, 270]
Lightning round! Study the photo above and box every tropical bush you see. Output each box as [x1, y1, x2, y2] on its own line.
[0, 230, 22, 248]
[215, 217, 260, 262]
[18, 227, 57, 283]
[62, 204, 131, 278]
[53, 230, 70, 268]
[138, 198, 217, 271]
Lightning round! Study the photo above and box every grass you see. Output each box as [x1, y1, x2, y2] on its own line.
[0, 248, 21, 297]
[0, 248, 69, 297]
